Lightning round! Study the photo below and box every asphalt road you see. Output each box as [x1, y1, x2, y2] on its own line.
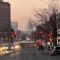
[0, 46, 60, 60]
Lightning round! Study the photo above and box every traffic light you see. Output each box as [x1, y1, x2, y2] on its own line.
[13, 32, 17, 38]
[48, 34, 51, 37]
[11, 29, 17, 38]
[48, 33, 52, 38]
[40, 31, 43, 35]
[37, 31, 43, 35]
[11, 32, 17, 38]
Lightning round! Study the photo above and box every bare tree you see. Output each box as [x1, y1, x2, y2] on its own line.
[32, 0, 60, 46]
[33, 0, 60, 22]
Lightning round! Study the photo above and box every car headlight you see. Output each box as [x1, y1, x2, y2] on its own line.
[14, 45, 20, 49]
[14, 44, 21, 51]
[2, 47, 6, 50]
[0, 48, 3, 51]
[11, 46, 14, 49]
[6, 47, 9, 49]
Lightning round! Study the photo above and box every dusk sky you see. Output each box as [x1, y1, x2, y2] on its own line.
[3, 0, 60, 31]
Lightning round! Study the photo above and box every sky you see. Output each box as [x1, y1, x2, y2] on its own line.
[3, 0, 60, 31]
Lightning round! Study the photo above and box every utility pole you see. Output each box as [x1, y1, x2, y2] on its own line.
[52, 9, 57, 46]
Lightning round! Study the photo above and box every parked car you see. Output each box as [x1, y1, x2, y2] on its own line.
[49, 46, 60, 55]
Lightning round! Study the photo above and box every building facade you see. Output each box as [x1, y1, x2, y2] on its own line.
[0, 0, 11, 32]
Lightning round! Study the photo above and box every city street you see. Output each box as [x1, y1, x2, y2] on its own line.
[0, 0, 60, 60]
[0, 46, 60, 60]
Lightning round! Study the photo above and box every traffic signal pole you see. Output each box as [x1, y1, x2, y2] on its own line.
[52, 11, 57, 46]
[49, 8, 57, 46]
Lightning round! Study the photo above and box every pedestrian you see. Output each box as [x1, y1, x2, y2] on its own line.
[41, 45, 44, 51]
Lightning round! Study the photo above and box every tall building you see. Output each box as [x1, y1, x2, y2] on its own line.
[0, 0, 11, 32]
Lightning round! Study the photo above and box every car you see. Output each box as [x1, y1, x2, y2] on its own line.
[50, 46, 60, 55]
[29, 44, 34, 47]
[0, 45, 9, 55]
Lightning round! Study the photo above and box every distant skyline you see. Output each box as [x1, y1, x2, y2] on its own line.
[3, 0, 60, 31]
